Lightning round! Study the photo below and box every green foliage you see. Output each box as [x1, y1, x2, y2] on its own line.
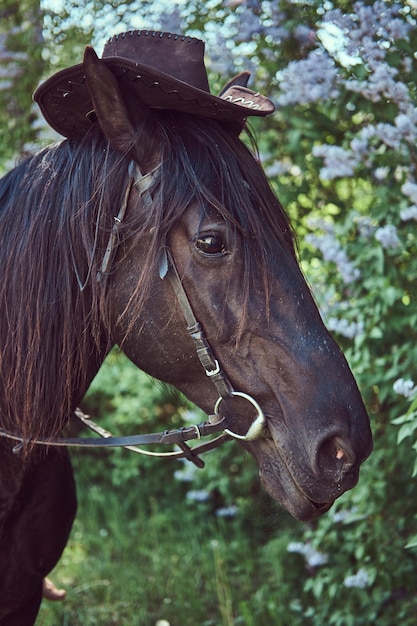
[0, 0, 45, 164]
[4, 1, 417, 624]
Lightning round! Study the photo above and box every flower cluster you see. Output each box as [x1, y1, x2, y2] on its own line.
[393, 378, 417, 399]
[215, 505, 238, 518]
[305, 230, 360, 285]
[275, 49, 339, 106]
[346, 61, 410, 111]
[331, 506, 359, 523]
[374, 225, 401, 250]
[355, 216, 376, 239]
[327, 317, 364, 340]
[400, 206, 417, 222]
[402, 181, 417, 204]
[173, 460, 198, 483]
[186, 489, 211, 502]
[343, 568, 370, 589]
[323, 1, 412, 63]
[401, 181, 417, 220]
[312, 144, 359, 180]
[287, 541, 329, 568]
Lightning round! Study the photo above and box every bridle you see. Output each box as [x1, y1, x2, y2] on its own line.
[0, 161, 268, 468]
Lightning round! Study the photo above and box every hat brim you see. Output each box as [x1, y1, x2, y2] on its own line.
[34, 57, 275, 138]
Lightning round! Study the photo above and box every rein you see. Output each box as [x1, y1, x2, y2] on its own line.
[0, 161, 267, 468]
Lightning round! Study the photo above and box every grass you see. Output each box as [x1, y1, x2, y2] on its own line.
[35, 449, 299, 626]
[35, 353, 301, 626]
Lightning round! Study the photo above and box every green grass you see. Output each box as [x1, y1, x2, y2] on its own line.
[36, 451, 299, 626]
[34, 353, 300, 626]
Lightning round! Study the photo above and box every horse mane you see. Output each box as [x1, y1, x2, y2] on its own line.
[0, 134, 130, 442]
[0, 111, 295, 442]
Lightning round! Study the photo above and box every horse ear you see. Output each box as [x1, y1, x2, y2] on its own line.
[218, 72, 251, 136]
[218, 71, 251, 97]
[83, 46, 156, 164]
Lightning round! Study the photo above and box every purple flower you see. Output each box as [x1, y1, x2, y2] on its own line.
[375, 225, 401, 250]
[276, 49, 339, 106]
[312, 144, 359, 180]
[305, 231, 361, 285]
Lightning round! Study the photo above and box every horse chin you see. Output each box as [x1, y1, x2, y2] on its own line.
[261, 472, 334, 522]
[248, 439, 334, 522]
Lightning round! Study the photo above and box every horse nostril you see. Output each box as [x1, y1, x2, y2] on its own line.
[316, 435, 356, 481]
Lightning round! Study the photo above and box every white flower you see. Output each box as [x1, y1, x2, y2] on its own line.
[401, 181, 417, 204]
[174, 461, 198, 482]
[393, 378, 417, 398]
[264, 160, 292, 177]
[327, 317, 364, 339]
[400, 205, 417, 221]
[215, 505, 238, 518]
[287, 541, 328, 568]
[186, 489, 211, 502]
[306, 550, 329, 568]
[373, 123, 402, 150]
[287, 541, 305, 554]
[332, 507, 359, 523]
[343, 568, 370, 589]
[373, 166, 389, 181]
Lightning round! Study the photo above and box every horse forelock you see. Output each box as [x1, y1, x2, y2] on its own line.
[0, 113, 296, 442]
[119, 111, 297, 341]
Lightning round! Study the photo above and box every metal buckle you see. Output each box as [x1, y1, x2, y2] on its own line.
[205, 359, 221, 377]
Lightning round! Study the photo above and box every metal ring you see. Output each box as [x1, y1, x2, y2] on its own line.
[214, 391, 266, 441]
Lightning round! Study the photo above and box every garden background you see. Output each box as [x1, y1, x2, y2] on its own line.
[1, 0, 417, 624]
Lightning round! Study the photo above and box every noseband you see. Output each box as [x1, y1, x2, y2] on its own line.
[0, 161, 267, 467]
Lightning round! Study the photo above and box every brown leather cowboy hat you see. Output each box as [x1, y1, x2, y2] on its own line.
[34, 29, 275, 138]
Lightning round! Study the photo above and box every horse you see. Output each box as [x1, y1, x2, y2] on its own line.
[0, 32, 372, 624]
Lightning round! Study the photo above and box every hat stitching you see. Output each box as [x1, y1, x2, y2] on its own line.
[117, 71, 229, 112]
[110, 30, 200, 45]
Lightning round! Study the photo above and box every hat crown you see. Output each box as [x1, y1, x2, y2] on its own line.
[33, 29, 275, 138]
[103, 30, 210, 93]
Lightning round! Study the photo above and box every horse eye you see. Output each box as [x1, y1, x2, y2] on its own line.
[195, 234, 226, 256]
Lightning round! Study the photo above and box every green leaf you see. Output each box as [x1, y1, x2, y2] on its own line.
[405, 535, 417, 549]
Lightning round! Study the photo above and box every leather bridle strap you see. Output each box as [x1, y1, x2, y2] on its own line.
[98, 161, 158, 282]
[0, 408, 230, 468]
[162, 248, 234, 401]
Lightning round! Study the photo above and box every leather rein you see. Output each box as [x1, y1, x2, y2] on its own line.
[0, 161, 267, 468]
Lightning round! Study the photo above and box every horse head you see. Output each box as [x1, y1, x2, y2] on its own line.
[81, 46, 372, 522]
